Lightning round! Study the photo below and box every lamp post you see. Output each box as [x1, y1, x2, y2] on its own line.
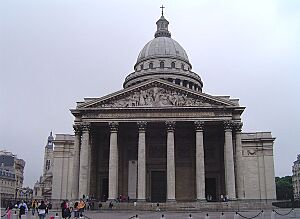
[15, 187, 19, 203]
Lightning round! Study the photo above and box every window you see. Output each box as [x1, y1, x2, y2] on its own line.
[46, 160, 51, 170]
[160, 61, 164, 68]
[149, 62, 153, 69]
[181, 63, 185, 70]
[171, 62, 175, 68]
[140, 64, 143, 70]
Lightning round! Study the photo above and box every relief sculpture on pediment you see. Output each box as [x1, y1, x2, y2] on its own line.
[100, 87, 213, 107]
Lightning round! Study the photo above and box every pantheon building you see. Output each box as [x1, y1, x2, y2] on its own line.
[52, 12, 276, 203]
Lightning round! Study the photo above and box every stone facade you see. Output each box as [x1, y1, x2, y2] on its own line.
[51, 134, 74, 200]
[51, 12, 276, 203]
[33, 132, 54, 200]
[0, 150, 25, 199]
[292, 154, 300, 200]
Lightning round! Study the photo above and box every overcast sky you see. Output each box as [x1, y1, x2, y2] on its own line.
[1, 0, 299, 187]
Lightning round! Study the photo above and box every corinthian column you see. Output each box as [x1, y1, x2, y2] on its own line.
[78, 122, 90, 199]
[137, 121, 147, 201]
[223, 121, 236, 200]
[166, 121, 176, 201]
[234, 122, 244, 199]
[71, 124, 81, 200]
[108, 122, 119, 201]
[194, 121, 206, 201]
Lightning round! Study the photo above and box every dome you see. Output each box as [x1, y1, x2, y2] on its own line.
[123, 12, 203, 92]
[136, 37, 190, 65]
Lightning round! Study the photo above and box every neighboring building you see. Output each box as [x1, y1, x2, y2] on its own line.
[51, 134, 74, 200]
[52, 11, 276, 203]
[292, 154, 300, 200]
[33, 132, 54, 200]
[0, 150, 25, 199]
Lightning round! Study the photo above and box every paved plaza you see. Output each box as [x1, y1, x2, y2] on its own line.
[81, 210, 298, 219]
[1, 209, 299, 219]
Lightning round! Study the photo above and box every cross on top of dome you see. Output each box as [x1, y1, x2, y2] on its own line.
[160, 5, 165, 16]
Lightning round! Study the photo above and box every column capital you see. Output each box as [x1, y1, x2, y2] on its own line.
[233, 122, 243, 132]
[223, 120, 234, 131]
[73, 124, 82, 135]
[109, 122, 119, 132]
[81, 122, 91, 132]
[137, 121, 147, 132]
[194, 121, 205, 131]
[165, 121, 176, 131]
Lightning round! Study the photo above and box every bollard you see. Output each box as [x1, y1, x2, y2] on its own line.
[271, 210, 276, 219]
[12, 211, 18, 219]
[220, 212, 226, 219]
[233, 212, 239, 219]
[21, 214, 27, 219]
[261, 210, 264, 219]
[188, 213, 192, 218]
[135, 214, 139, 219]
[160, 214, 165, 218]
[205, 213, 210, 219]
[290, 208, 296, 218]
[54, 212, 60, 219]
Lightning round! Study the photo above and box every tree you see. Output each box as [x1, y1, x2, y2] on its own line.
[275, 176, 293, 200]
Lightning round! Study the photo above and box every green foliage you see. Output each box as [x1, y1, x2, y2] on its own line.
[275, 176, 293, 200]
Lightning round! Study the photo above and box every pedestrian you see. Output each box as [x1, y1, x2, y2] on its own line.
[18, 200, 28, 219]
[78, 199, 85, 217]
[61, 200, 68, 219]
[98, 202, 102, 211]
[108, 201, 113, 210]
[5, 202, 13, 219]
[68, 207, 73, 219]
[31, 200, 38, 215]
[73, 202, 79, 219]
[37, 200, 47, 219]
[156, 202, 160, 212]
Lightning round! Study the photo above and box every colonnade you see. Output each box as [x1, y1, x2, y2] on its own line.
[71, 120, 244, 201]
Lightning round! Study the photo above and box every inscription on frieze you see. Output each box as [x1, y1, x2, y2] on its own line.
[82, 111, 230, 119]
[99, 87, 217, 108]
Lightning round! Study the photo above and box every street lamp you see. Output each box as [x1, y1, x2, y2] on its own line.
[15, 187, 19, 203]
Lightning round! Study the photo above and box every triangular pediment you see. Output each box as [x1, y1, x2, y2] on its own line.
[78, 80, 237, 109]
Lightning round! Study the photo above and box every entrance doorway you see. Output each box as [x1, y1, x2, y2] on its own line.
[151, 171, 166, 202]
[100, 177, 108, 201]
[205, 178, 217, 201]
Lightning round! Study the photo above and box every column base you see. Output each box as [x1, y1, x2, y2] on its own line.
[136, 199, 146, 202]
[196, 199, 207, 202]
[107, 199, 116, 202]
[167, 199, 176, 203]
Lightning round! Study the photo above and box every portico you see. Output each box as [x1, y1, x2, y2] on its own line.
[71, 108, 244, 202]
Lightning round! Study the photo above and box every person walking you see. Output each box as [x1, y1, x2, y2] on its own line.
[78, 199, 85, 217]
[5, 203, 13, 219]
[73, 202, 79, 219]
[37, 200, 47, 219]
[31, 199, 38, 215]
[18, 200, 28, 219]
